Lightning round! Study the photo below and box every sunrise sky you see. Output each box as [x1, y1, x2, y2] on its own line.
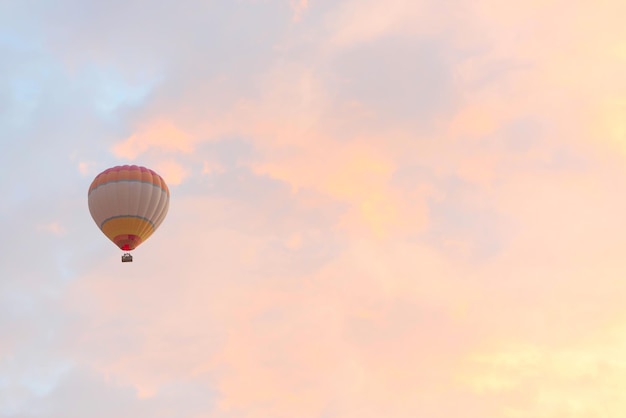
[3, 0, 626, 416]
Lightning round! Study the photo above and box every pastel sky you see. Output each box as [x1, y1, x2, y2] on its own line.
[2, 0, 626, 416]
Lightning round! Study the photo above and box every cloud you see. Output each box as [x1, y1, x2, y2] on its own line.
[112, 120, 194, 160]
[37, 222, 67, 236]
[4, 0, 626, 417]
[327, 0, 424, 48]
[290, 0, 309, 22]
[77, 161, 95, 176]
[153, 159, 191, 186]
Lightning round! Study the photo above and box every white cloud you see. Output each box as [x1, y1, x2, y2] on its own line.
[37, 222, 67, 236]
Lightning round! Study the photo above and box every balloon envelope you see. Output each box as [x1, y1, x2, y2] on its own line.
[88, 165, 170, 251]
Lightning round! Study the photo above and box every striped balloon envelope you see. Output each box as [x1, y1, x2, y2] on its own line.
[88, 165, 170, 256]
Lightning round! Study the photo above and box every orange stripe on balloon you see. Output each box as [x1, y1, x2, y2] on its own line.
[88, 165, 170, 196]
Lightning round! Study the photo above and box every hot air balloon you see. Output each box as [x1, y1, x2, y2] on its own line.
[88, 165, 170, 262]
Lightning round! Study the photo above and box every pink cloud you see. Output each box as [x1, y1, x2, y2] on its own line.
[41, 0, 626, 416]
[290, 0, 309, 22]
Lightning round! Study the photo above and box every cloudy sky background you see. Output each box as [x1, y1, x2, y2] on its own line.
[2, 0, 626, 416]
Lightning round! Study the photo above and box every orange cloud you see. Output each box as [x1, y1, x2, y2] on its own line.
[153, 159, 190, 186]
[112, 119, 195, 160]
[60, 2, 626, 416]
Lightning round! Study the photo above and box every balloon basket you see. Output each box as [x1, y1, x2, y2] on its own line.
[121, 253, 133, 263]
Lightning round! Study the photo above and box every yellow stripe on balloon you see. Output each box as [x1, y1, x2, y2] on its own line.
[101, 216, 155, 243]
